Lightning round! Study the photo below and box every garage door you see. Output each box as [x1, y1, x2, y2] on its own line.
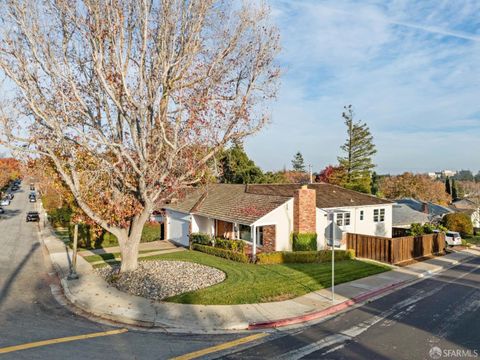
[167, 210, 190, 246]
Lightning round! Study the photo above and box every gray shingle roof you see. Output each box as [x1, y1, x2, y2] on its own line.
[396, 198, 453, 217]
[392, 204, 430, 227]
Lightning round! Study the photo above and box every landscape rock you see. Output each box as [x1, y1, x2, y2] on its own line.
[96, 260, 225, 301]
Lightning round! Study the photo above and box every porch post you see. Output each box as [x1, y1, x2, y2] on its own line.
[251, 225, 257, 260]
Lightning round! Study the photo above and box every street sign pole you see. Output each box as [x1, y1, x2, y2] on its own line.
[68, 224, 79, 280]
[331, 215, 335, 304]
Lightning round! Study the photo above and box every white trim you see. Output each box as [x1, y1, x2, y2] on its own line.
[252, 198, 293, 225]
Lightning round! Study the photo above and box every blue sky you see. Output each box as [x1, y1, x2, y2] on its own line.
[244, 0, 480, 174]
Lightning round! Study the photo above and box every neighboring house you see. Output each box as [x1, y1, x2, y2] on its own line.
[451, 198, 480, 229]
[392, 203, 430, 229]
[396, 198, 453, 223]
[163, 183, 393, 256]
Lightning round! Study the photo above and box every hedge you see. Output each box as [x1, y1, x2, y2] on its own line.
[192, 244, 250, 263]
[189, 233, 245, 253]
[292, 232, 317, 251]
[214, 238, 245, 253]
[189, 233, 212, 246]
[256, 249, 355, 264]
[66, 222, 161, 249]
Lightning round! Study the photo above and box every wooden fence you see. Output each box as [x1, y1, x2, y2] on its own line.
[346, 232, 446, 265]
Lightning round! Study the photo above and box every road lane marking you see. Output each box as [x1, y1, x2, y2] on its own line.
[170, 333, 269, 360]
[0, 328, 128, 354]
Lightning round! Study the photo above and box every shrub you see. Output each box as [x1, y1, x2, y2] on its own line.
[190, 233, 213, 246]
[214, 238, 245, 253]
[49, 206, 73, 227]
[292, 232, 317, 251]
[141, 222, 161, 242]
[257, 249, 355, 264]
[442, 213, 473, 236]
[408, 222, 448, 236]
[192, 244, 250, 263]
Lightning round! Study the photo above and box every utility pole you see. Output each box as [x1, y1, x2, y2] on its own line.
[308, 164, 313, 184]
[68, 224, 79, 280]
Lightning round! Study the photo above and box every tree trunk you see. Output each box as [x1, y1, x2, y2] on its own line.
[118, 207, 151, 273]
[119, 235, 140, 272]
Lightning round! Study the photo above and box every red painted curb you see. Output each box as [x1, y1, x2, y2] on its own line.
[248, 279, 411, 330]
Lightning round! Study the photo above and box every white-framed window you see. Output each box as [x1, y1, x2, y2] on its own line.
[374, 208, 385, 222]
[336, 212, 351, 226]
[360, 210, 364, 221]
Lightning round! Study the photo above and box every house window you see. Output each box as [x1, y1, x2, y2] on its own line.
[256, 226, 264, 246]
[336, 212, 351, 226]
[374, 208, 385, 222]
[345, 212, 351, 226]
[239, 224, 251, 241]
[360, 210, 364, 221]
[336, 213, 343, 226]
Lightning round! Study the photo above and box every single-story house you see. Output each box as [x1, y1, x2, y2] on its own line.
[392, 203, 430, 228]
[163, 183, 393, 256]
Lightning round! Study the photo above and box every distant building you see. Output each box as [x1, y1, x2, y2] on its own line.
[427, 170, 457, 179]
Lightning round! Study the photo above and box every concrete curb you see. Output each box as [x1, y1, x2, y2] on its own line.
[248, 254, 475, 330]
[60, 278, 157, 328]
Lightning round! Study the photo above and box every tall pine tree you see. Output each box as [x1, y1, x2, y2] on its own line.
[445, 177, 451, 195]
[338, 105, 377, 193]
[218, 142, 264, 184]
[451, 178, 458, 200]
[291, 151, 306, 172]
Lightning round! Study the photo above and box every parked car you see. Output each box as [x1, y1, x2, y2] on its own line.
[445, 231, 462, 246]
[29, 192, 36, 198]
[29, 196, 36, 203]
[26, 211, 40, 222]
[11, 186, 19, 191]
[0, 199, 10, 206]
[6, 193, 14, 200]
[30, 184, 35, 191]
[0, 207, 4, 214]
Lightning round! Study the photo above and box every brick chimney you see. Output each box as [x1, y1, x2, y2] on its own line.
[422, 202, 429, 214]
[293, 185, 316, 233]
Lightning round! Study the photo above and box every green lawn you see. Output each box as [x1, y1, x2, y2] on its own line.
[94, 250, 391, 305]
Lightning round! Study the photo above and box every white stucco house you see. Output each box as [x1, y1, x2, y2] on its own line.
[163, 183, 393, 256]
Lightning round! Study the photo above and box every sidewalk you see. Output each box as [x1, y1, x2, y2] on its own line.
[39, 219, 479, 333]
[78, 240, 181, 257]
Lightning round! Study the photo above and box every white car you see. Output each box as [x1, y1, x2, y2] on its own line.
[0, 199, 10, 206]
[445, 231, 462, 246]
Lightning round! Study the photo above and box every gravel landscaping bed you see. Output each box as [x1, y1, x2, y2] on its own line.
[96, 260, 226, 301]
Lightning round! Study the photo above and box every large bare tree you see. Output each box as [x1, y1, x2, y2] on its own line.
[0, 0, 280, 271]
